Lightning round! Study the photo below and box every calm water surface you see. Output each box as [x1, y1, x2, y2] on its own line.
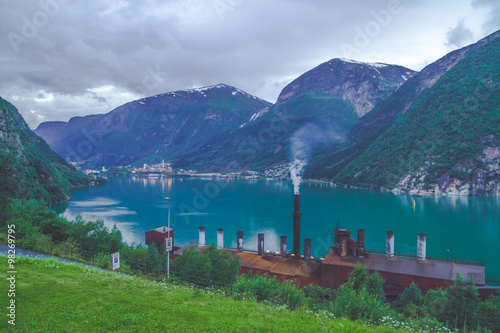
[57, 176, 500, 279]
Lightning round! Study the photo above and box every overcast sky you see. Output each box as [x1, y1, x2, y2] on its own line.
[1, 0, 499, 128]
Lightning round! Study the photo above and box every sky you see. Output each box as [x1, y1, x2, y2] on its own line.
[0, 0, 499, 128]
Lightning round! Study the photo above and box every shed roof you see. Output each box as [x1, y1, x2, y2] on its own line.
[322, 248, 485, 285]
[147, 227, 173, 234]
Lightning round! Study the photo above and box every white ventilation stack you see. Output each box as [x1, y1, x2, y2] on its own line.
[199, 227, 205, 247]
[417, 234, 426, 261]
[386, 231, 394, 258]
[217, 229, 224, 249]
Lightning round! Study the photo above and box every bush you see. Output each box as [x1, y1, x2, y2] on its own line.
[276, 280, 305, 310]
[332, 263, 390, 324]
[172, 244, 240, 287]
[233, 272, 279, 302]
[94, 252, 112, 270]
[303, 284, 335, 311]
[422, 287, 448, 321]
[121, 244, 152, 272]
[393, 282, 423, 317]
[148, 243, 163, 275]
[232, 273, 306, 310]
[333, 284, 389, 324]
[477, 295, 500, 333]
[348, 263, 386, 302]
[204, 245, 241, 286]
[3, 199, 123, 255]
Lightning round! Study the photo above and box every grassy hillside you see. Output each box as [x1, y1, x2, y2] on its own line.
[0, 256, 405, 333]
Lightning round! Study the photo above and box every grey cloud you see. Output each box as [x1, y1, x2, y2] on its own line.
[472, 0, 500, 34]
[445, 19, 475, 49]
[0, 0, 493, 128]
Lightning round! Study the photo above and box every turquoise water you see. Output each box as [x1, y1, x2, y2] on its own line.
[58, 176, 500, 280]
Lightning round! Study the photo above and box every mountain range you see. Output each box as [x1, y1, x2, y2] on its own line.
[32, 29, 500, 196]
[36, 84, 272, 168]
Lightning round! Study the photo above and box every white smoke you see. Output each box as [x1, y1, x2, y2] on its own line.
[290, 159, 305, 194]
[289, 122, 344, 194]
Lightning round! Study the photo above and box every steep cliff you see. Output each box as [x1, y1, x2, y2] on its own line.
[0, 97, 88, 205]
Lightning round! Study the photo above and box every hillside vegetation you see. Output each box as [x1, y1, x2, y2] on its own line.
[0, 256, 403, 333]
[0, 97, 88, 207]
[331, 35, 500, 195]
[2, 200, 499, 332]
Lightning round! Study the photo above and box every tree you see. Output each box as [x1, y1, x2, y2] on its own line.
[303, 284, 335, 311]
[422, 287, 448, 321]
[443, 275, 480, 331]
[172, 244, 240, 286]
[348, 263, 385, 302]
[204, 245, 241, 286]
[121, 243, 152, 272]
[172, 246, 211, 286]
[393, 282, 422, 318]
[477, 295, 500, 333]
[332, 263, 389, 323]
[148, 243, 162, 275]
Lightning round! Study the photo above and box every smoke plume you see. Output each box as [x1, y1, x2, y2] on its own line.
[290, 159, 306, 195]
[289, 122, 343, 194]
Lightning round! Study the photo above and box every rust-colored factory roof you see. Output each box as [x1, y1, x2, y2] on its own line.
[173, 244, 321, 280]
[238, 251, 321, 280]
[322, 248, 485, 285]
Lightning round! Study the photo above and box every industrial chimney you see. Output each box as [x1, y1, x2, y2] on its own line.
[292, 194, 302, 257]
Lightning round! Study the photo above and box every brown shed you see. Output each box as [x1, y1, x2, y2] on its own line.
[145, 226, 174, 250]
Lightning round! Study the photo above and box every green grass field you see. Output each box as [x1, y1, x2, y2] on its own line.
[0, 256, 407, 332]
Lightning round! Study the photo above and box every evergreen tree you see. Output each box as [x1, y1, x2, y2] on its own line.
[148, 243, 163, 275]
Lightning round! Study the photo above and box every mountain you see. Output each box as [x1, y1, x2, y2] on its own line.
[306, 30, 500, 182]
[321, 30, 500, 195]
[35, 84, 272, 168]
[174, 59, 416, 171]
[0, 97, 88, 205]
[34, 121, 68, 146]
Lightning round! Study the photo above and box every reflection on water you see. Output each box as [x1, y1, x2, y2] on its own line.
[61, 176, 500, 279]
[70, 197, 121, 207]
